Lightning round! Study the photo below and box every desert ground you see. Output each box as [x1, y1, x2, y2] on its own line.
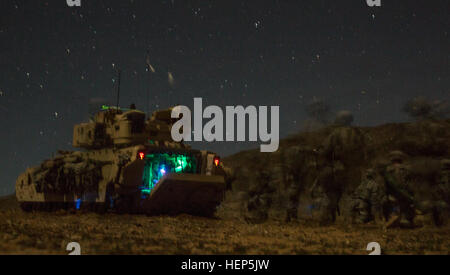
[0, 195, 448, 255]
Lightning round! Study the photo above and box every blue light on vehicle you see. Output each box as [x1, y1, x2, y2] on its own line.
[75, 198, 82, 210]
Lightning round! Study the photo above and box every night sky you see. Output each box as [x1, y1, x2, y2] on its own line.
[0, 0, 449, 195]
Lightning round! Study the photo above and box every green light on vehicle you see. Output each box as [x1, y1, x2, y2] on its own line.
[140, 153, 196, 195]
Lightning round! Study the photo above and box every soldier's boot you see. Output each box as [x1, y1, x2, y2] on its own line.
[318, 210, 333, 226]
[330, 207, 337, 223]
[399, 217, 414, 228]
[285, 208, 298, 223]
[400, 207, 416, 228]
[245, 208, 268, 224]
[285, 210, 292, 223]
[373, 211, 385, 225]
[358, 210, 370, 224]
[244, 212, 259, 224]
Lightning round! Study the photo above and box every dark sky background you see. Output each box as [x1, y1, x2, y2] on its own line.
[0, 0, 449, 195]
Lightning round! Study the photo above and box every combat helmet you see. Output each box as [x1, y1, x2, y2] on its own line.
[363, 168, 376, 179]
[388, 150, 408, 164]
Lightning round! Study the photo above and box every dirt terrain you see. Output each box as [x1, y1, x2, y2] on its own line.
[0, 196, 448, 255]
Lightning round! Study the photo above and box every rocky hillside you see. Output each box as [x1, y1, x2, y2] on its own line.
[219, 119, 450, 223]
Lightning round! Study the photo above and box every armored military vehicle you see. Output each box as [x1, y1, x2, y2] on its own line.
[16, 105, 227, 217]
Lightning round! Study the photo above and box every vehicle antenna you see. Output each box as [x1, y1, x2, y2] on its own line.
[116, 69, 121, 112]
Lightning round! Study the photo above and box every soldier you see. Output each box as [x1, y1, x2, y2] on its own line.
[283, 147, 300, 222]
[310, 160, 345, 225]
[350, 186, 370, 224]
[283, 146, 316, 222]
[350, 168, 387, 224]
[246, 167, 277, 224]
[311, 178, 332, 224]
[437, 159, 450, 202]
[382, 151, 416, 228]
[429, 159, 450, 225]
[285, 180, 301, 222]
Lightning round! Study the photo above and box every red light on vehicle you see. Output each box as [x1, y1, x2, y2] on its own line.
[138, 152, 145, 160]
[213, 156, 220, 167]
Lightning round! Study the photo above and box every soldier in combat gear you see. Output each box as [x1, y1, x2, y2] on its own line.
[285, 178, 301, 222]
[283, 146, 312, 222]
[382, 151, 416, 228]
[246, 168, 276, 224]
[350, 168, 387, 224]
[310, 160, 345, 225]
[429, 159, 450, 226]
